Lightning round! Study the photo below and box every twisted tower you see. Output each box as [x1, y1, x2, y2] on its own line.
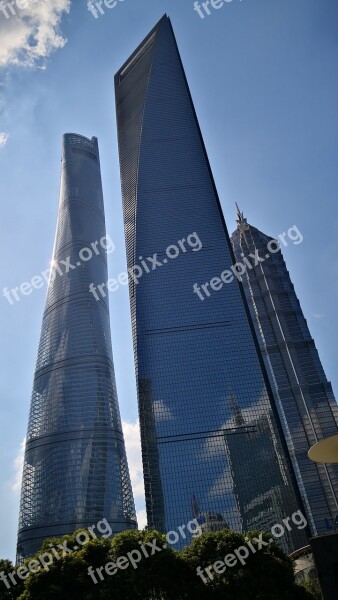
[17, 134, 136, 560]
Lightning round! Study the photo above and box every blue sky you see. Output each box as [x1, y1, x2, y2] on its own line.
[0, 0, 337, 561]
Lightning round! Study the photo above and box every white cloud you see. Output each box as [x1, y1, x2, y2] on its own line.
[312, 313, 325, 319]
[12, 437, 26, 493]
[122, 420, 145, 501]
[136, 509, 148, 530]
[0, 0, 71, 68]
[0, 132, 9, 147]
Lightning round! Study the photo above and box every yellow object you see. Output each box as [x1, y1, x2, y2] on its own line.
[308, 435, 338, 464]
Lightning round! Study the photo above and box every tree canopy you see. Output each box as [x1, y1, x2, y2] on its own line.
[0, 528, 316, 600]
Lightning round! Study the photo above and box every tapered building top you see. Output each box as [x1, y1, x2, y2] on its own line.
[115, 17, 307, 553]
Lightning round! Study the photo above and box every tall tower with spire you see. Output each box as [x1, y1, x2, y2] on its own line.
[115, 15, 307, 552]
[17, 134, 137, 561]
[231, 210, 338, 535]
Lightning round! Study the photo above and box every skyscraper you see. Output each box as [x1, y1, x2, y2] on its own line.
[115, 15, 307, 552]
[17, 133, 137, 561]
[231, 209, 338, 536]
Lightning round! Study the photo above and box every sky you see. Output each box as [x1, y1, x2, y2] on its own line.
[0, 0, 337, 561]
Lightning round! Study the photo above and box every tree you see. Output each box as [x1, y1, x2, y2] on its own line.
[0, 528, 317, 599]
[15, 529, 183, 600]
[0, 559, 23, 600]
[181, 529, 313, 600]
[298, 574, 323, 600]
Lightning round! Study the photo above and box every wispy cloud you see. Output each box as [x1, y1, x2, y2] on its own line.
[312, 313, 325, 319]
[0, 131, 9, 147]
[122, 420, 145, 501]
[12, 437, 26, 493]
[0, 1, 71, 68]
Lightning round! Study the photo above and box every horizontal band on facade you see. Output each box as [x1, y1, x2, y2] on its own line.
[34, 354, 114, 379]
[156, 424, 258, 443]
[18, 519, 137, 539]
[25, 429, 125, 451]
[53, 241, 108, 262]
[59, 197, 106, 220]
[144, 320, 231, 335]
[43, 292, 110, 317]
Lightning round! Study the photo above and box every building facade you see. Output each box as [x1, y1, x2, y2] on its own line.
[17, 134, 136, 560]
[231, 209, 338, 536]
[115, 16, 307, 552]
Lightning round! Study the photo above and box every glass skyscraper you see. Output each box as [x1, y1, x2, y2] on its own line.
[231, 209, 338, 536]
[17, 133, 137, 561]
[115, 16, 307, 552]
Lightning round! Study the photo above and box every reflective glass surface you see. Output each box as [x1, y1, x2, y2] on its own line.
[115, 17, 307, 552]
[232, 218, 338, 535]
[17, 134, 136, 561]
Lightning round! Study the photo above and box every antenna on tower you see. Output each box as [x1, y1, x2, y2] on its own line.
[235, 203, 247, 226]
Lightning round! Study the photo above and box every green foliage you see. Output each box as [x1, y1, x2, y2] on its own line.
[182, 529, 312, 600]
[298, 573, 323, 600]
[0, 528, 319, 600]
[0, 559, 23, 599]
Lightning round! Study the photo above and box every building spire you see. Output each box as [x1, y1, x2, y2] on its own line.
[235, 203, 247, 226]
